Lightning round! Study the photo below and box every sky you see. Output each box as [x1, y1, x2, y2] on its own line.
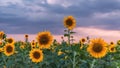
[1, 0, 120, 42]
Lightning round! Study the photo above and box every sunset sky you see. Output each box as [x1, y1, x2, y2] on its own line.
[0, 0, 120, 42]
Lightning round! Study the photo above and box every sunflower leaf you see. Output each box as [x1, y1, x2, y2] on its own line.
[70, 31, 76, 34]
[64, 34, 69, 37]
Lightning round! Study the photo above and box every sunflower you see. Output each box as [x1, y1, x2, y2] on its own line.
[4, 44, 15, 56]
[25, 34, 28, 38]
[87, 38, 107, 58]
[29, 49, 43, 63]
[117, 40, 120, 45]
[20, 45, 25, 49]
[63, 16, 76, 30]
[0, 48, 3, 52]
[80, 38, 86, 44]
[36, 31, 53, 49]
[31, 40, 36, 46]
[0, 31, 4, 40]
[109, 44, 116, 53]
[110, 42, 114, 45]
[0, 41, 3, 46]
[31, 40, 36, 49]
[6, 38, 14, 44]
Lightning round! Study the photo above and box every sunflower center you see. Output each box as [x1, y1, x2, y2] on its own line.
[82, 39, 85, 42]
[111, 47, 114, 51]
[32, 46, 35, 49]
[8, 39, 13, 43]
[25, 35, 28, 38]
[39, 35, 49, 45]
[92, 43, 103, 53]
[32, 42, 35, 45]
[33, 51, 40, 59]
[110, 42, 114, 45]
[6, 46, 13, 53]
[66, 19, 73, 26]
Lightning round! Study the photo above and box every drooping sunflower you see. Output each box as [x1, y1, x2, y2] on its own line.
[0, 31, 4, 40]
[36, 31, 53, 49]
[6, 38, 14, 44]
[29, 49, 43, 63]
[109, 44, 116, 53]
[4, 44, 15, 56]
[63, 16, 76, 30]
[87, 38, 107, 58]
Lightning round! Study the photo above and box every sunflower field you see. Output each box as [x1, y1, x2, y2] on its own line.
[0, 16, 120, 68]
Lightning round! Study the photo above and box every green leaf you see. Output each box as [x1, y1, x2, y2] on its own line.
[64, 34, 69, 37]
[70, 31, 76, 34]
[3, 34, 7, 39]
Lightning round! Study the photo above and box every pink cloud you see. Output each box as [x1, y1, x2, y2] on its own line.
[7, 27, 120, 43]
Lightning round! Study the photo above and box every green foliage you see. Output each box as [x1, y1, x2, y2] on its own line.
[0, 39, 120, 68]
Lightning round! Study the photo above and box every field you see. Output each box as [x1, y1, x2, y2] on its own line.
[0, 16, 120, 68]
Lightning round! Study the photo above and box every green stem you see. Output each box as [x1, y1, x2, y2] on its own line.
[2, 55, 7, 67]
[68, 29, 70, 45]
[73, 51, 76, 68]
[90, 59, 96, 68]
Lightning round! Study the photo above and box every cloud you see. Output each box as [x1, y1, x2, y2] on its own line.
[0, 0, 120, 35]
[7, 27, 120, 43]
[0, 0, 24, 6]
[73, 27, 120, 42]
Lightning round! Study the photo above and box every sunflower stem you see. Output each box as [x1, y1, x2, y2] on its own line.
[73, 51, 76, 68]
[90, 59, 96, 68]
[68, 29, 70, 45]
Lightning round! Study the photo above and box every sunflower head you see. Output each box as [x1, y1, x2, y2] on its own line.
[37, 31, 53, 49]
[6, 38, 14, 44]
[80, 38, 86, 44]
[4, 44, 15, 56]
[63, 16, 76, 30]
[109, 44, 116, 53]
[0, 31, 4, 40]
[117, 40, 120, 45]
[29, 49, 43, 63]
[87, 38, 107, 58]
[31, 40, 37, 50]
[31, 46, 36, 50]
[31, 40, 36, 46]
[110, 42, 114, 45]
[25, 34, 28, 38]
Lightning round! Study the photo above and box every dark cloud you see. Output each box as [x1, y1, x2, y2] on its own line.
[0, 0, 120, 34]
